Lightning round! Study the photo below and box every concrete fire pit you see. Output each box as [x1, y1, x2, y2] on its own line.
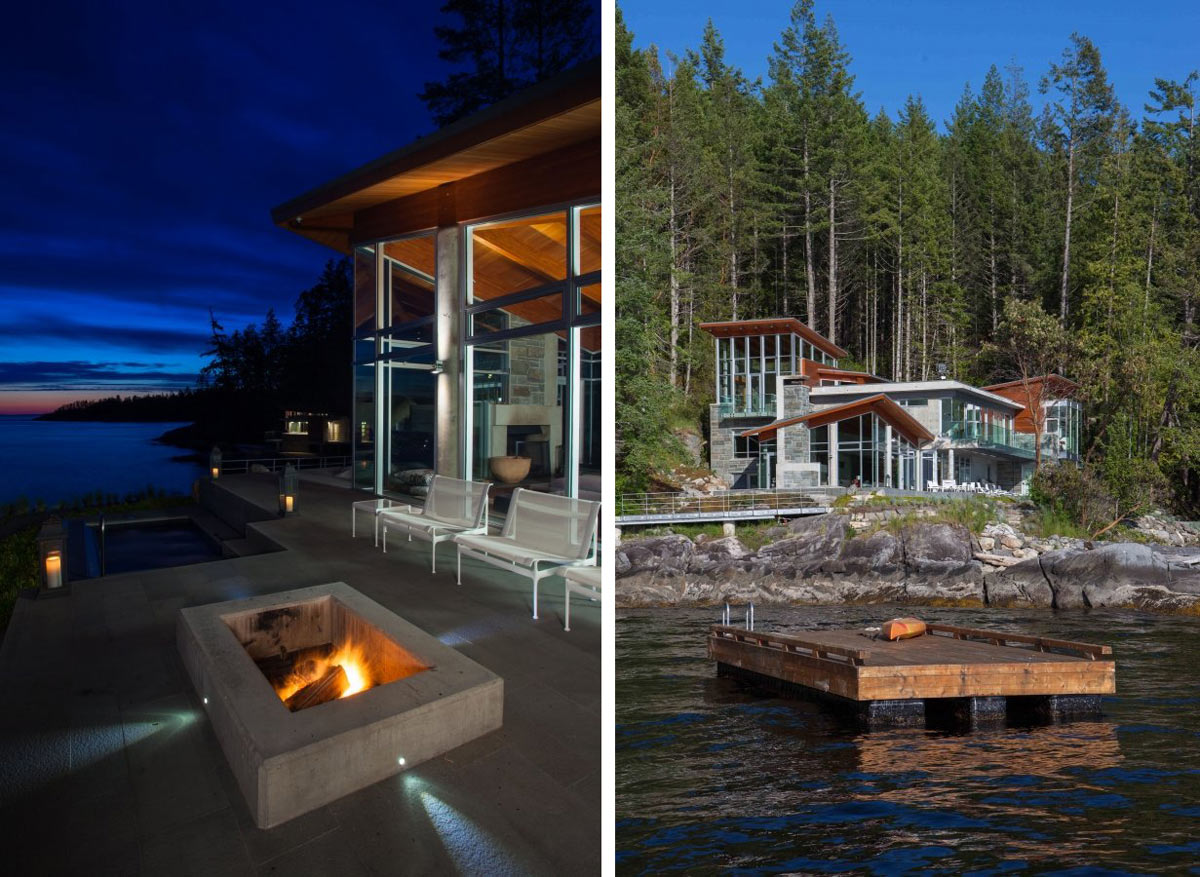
[177, 582, 503, 828]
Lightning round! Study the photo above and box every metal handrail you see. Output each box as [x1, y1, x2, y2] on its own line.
[616, 488, 819, 518]
[216, 455, 353, 475]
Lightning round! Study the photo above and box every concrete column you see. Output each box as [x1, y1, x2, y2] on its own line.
[828, 421, 839, 487]
[948, 448, 955, 485]
[884, 424, 893, 488]
[435, 226, 461, 477]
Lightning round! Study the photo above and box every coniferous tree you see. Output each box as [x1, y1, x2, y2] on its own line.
[421, 0, 598, 126]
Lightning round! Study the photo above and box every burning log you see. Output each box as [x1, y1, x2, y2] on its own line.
[285, 664, 349, 711]
[255, 643, 334, 689]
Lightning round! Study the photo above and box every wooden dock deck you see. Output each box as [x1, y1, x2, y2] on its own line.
[709, 622, 1115, 726]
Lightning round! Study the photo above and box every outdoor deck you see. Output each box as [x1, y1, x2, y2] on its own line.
[0, 472, 599, 875]
[709, 623, 1115, 727]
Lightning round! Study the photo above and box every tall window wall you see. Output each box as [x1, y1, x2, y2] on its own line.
[1044, 399, 1082, 457]
[352, 233, 438, 495]
[714, 333, 838, 415]
[808, 415, 917, 489]
[465, 203, 601, 501]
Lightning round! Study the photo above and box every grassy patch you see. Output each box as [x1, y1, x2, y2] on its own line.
[624, 519, 781, 550]
[1026, 505, 1090, 540]
[0, 526, 38, 639]
[859, 497, 999, 537]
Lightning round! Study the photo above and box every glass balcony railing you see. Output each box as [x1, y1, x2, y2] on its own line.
[945, 422, 1078, 459]
[717, 394, 777, 419]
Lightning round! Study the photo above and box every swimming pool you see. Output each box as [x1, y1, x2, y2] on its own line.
[81, 518, 224, 577]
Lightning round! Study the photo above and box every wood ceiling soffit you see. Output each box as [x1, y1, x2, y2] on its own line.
[294, 102, 599, 220]
[351, 138, 599, 244]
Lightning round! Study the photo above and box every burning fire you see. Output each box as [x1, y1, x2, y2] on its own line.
[275, 640, 371, 705]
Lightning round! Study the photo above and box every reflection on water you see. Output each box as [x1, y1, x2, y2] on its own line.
[617, 606, 1200, 874]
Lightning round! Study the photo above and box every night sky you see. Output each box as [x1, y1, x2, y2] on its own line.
[0, 1, 456, 414]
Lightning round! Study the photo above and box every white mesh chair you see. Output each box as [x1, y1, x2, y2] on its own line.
[454, 488, 600, 620]
[379, 476, 490, 574]
[562, 566, 602, 632]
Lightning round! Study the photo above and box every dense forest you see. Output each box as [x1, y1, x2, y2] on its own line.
[616, 3, 1200, 517]
[42, 259, 353, 445]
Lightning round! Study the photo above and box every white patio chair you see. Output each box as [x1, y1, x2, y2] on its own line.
[941, 478, 958, 492]
[454, 488, 600, 620]
[925, 480, 940, 493]
[379, 476, 490, 573]
[563, 566, 602, 632]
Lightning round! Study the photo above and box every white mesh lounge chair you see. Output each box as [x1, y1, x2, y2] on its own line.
[454, 488, 600, 620]
[562, 566, 602, 632]
[379, 476, 490, 573]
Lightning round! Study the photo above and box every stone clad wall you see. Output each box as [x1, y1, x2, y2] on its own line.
[708, 404, 757, 488]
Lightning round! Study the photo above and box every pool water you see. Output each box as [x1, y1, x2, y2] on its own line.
[617, 606, 1200, 875]
[83, 519, 223, 576]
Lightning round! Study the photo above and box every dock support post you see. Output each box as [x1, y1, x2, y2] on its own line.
[858, 699, 925, 728]
[1008, 694, 1104, 724]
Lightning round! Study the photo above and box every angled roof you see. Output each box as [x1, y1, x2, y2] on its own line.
[983, 374, 1079, 395]
[739, 394, 935, 446]
[810, 380, 1025, 411]
[271, 59, 600, 251]
[699, 318, 849, 361]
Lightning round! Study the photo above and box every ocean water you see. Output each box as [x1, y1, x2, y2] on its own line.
[0, 416, 202, 507]
[617, 606, 1200, 875]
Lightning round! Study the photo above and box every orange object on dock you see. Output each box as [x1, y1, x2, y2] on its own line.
[882, 618, 926, 640]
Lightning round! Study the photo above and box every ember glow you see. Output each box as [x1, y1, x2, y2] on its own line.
[275, 640, 372, 705]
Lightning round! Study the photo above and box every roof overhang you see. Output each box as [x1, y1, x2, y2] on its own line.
[699, 318, 849, 361]
[983, 374, 1080, 396]
[810, 380, 1024, 412]
[271, 59, 600, 252]
[741, 394, 936, 446]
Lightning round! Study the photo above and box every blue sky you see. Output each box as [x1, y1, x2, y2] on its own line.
[0, 1, 450, 413]
[621, 0, 1200, 129]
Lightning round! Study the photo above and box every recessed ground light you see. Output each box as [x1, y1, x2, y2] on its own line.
[397, 757, 406, 766]
[203, 697, 209, 704]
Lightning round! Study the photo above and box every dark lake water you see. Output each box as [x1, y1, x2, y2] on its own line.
[617, 606, 1200, 875]
[0, 416, 200, 507]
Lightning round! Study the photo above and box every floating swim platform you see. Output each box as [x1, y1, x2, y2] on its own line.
[708, 622, 1115, 726]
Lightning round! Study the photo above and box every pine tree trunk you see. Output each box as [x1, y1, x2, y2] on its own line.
[1060, 137, 1076, 323]
[669, 172, 679, 388]
[827, 178, 838, 345]
[803, 134, 817, 330]
[1145, 196, 1158, 318]
[729, 146, 738, 320]
[989, 227, 998, 334]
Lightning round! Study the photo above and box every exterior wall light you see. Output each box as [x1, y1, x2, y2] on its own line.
[37, 516, 67, 592]
[430, 360, 445, 375]
[210, 446, 222, 480]
[279, 464, 299, 515]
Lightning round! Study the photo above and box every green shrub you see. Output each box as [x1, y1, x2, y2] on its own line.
[0, 526, 38, 638]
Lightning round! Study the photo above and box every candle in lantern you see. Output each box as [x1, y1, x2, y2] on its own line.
[211, 467, 220, 479]
[285, 495, 294, 513]
[45, 551, 62, 589]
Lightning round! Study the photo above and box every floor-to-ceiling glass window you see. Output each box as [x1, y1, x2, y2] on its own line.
[464, 202, 601, 502]
[352, 245, 377, 491]
[379, 235, 437, 496]
[352, 233, 438, 496]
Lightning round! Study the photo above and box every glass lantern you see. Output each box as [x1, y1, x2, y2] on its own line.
[279, 464, 299, 515]
[36, 516, 67, 591]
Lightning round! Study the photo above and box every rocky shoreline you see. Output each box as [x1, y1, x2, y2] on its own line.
[616, 513, 1200, 614]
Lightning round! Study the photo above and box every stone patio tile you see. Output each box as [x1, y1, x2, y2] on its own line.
[122, 692, 232, 837]
[141, 807, 255, 876]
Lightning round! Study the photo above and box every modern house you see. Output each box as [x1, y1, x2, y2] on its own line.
[704, 318, 1080, 493]
[271, 61, 601, 504]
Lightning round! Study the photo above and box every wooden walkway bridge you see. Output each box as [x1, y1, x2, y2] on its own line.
[616, 489, 829, 525]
